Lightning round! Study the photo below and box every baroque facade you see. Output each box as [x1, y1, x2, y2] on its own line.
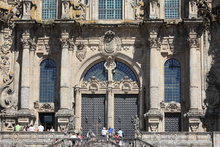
[0, 0, 220, 144]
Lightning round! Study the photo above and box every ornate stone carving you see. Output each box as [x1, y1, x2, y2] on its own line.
[0, 1, 22, 24]
[189, 0, 198, 18]
[104, 56, 116, 71]
[160, 37, 174, 54]
[70, 0, 88, 20]
[149, 38, 161, 49]
[76, 43, 87, 61]
[112, 76, 139, 92]
[133, 115, 142, 138]
[2, 118, 16, 131]
[131, 0, 145, 20]
[149, 0, 160, 19]
[81, 77, 108, 92]
[188, 38, 200, 49]
[160, 101, 181, 112]
[100, 30, 121, 56]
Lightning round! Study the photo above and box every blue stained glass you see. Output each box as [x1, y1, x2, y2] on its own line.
[83, 61, 108, 81]
[99, 0, 122, 19]
[113, 61, 137, 81]
[165, 0, 179, 19]
[42, 0, 57, 20]
[40, 59, 57, 102]
[164, 59, 181, 102]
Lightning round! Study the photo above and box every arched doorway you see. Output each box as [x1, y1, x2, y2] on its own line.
[79, 59, 140, 139]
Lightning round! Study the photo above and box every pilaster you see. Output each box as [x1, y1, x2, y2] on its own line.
[145, 23, 162, 132]
[74, 85, 81, 130]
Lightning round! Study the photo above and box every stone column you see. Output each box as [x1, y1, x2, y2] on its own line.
[74, 86, 81, 130]
[187, 25, 203, 132]
[145, 25, 161, 132]
[18, 30, 35, 126]
[56, 30, 73, 132]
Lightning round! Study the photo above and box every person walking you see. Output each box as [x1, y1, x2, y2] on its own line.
[15, 123, 22, 131]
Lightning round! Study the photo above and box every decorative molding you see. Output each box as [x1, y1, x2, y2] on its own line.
[81, 77, 107, 92]
[112, 76, 139, 92]
[131, 0, 145, 20]
[188, 38, 200, 49]
[149, 38, 161, 49]
[34, 101, 54, 112]
[160, 101, 181, 112]
[160, 37, 175, 54]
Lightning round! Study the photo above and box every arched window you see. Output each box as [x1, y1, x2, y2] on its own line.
[99, 0, 122, 19]
[164, 59, 181, 102]
[42, 0, 57, 20]
[165, 0, 180, 19]
[84, 61, 108, 81]
[113, 61, 137, 81]
[40, 59, 57, 102]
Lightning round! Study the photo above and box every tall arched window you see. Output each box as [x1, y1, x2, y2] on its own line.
[42, 0, 57, 20]
[99, 0, 122, 19]
[40, 59, 57, 102]
[165, 0, 180, 19]
[164, 59, 181, 102]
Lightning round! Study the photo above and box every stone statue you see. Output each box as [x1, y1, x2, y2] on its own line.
[71, 0, 88, 20]
[133, 115, 141, 138]
[131, 0, 145, 20]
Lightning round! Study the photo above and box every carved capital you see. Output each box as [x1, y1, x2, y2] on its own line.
[188, 38, 200, 49]
[60, 38, 70, 49]
[149, 38, 161, 49]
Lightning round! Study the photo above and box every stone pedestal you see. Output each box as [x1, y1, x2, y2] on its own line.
[55, 109, 74, 132]
[186, 109, 204, 132]
[17, 108, 35, 127]
[145, 109, 161, 132]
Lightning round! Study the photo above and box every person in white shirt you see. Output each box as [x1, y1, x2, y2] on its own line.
[117, 128, 124, 138]
[101, 127, 108, 137]
[38, 124, 44, 132]
[28, 125, 35, 132]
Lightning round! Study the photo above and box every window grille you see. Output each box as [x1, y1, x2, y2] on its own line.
[165, 113, 181, 131]
[165, 0, 179, 19]
[40, 59, 57, 102]
[164, 59, 181, 102]
[99, 0, 122, 19]
[84, 61, 108, 81]
[42, 0, 57, 20]
[113, 61, 137, 81]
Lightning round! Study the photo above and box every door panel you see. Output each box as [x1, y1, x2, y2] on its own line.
[114, 94, 138, 139]
[81, 94, 105, 137]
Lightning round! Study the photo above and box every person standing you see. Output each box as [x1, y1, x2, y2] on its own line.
[15, 123, 22, 131]
[38, 124, 44, 132]
[117, 128, 124, 138]
[27, 125, 35, 132]
[101, 127, 108, 138]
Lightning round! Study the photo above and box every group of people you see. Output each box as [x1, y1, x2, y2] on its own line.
[15, 123, 55, 132]
[101, 127, 124, 144]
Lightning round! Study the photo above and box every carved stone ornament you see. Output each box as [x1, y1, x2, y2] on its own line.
[76, 43, 87, 61]
[149, 38, 161, 49]
[188, 38, 200, 49]
[81, 77, 107, 92]
[112, 76, 139, 92]
[34, 101, 54, 112]
[2, 118, 16, 131]
[160, 37, 174, 54]
[70, 0, 88, 20]
[104, 56, 116, 71]
[100, 30, 121, 56]
[160, 101, 181, 112]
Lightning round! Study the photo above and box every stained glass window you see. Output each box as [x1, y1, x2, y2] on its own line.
[165, 113, 181, 132]
[164, 59, 181, 102]
[83, 61, 108, 81]
[40, 59, 57, 102]
[113, 61, 137, 81]
[165, 0, 180, 19]
[42, 0, 57, 20]
[99, 0, 122, 19]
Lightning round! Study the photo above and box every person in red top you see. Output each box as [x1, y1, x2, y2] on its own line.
[114, 132, 120, 144]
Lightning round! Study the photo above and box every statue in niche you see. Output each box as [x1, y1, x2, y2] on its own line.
[70, 0, 88, 19]
[131, 0, 145, 20]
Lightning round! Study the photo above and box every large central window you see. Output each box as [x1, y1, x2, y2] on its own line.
[99, 0, 122, 19]
[42, 0, 57, 20]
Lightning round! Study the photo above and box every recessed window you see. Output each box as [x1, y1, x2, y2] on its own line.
[165, 113, 181, 132]
[42, 0, 57, 20]
[40, 59, 57, 102]
[164, 59, 181, 102]
[165, 0, 180, 19]
[99, 0, 122, 19]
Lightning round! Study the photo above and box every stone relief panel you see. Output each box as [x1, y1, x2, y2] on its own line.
[33, 101, 55, 112]
[160, 101, 181, 113]
[69, 0, 88, 20]
[113, 76, 139, 92]
[81, 77, 108, 92]
[0, 28, 17, 113]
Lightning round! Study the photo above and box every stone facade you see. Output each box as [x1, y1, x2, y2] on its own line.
[0, 0, 219, 146]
